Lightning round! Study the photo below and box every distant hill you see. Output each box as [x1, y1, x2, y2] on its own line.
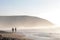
[0, 15, 53, 27]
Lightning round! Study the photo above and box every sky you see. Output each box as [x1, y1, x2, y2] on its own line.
[0, 0, 60, 26]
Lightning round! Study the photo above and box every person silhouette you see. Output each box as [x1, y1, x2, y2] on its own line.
[15, 27, 17, 32]
[12, 28, 14, 32]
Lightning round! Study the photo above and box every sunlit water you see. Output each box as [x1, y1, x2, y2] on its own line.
[16, 29, 60, 40]
[4, 29, 60, 40]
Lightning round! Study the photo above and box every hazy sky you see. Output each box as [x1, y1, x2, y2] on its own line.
[0, 0, 60, 26]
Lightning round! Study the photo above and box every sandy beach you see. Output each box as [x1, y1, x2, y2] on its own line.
[0, 31, 32, 40]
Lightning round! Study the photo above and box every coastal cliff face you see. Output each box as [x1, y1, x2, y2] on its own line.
[0, 16, 53, 27]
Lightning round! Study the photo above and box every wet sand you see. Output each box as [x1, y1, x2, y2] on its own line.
[0, 31, 33, 40]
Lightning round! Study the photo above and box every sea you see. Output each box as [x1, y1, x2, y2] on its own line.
[3, 28, 60, 40]
[15, 29, 60, 40]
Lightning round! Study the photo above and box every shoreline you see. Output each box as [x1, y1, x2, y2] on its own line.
[0, 31, 33, 40]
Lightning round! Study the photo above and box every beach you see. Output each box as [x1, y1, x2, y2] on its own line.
[0, 31, 32, 40]
[17, 29, 60, 40]
[0, 29, 60, 40]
